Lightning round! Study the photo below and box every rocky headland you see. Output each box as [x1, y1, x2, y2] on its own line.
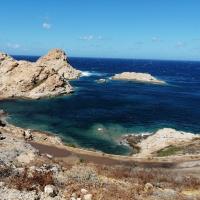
[0, 49, 81, 99]
[112, 72, 165, 84]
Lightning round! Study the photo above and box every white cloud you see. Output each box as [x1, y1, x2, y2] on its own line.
[79, 35, 104, 41]
[152, 36, 161, 42]
[79, 35, 94, 41]
[7, 43, 21, 49]
[42, 22, 51, 29]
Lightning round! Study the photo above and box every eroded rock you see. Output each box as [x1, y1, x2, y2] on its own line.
[0, 49, 82, 99]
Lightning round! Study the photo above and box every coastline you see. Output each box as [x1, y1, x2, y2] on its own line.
[1, 110, 200, 199]
[2, 111, 200, 165]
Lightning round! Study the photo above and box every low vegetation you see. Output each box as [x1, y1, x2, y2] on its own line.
[7, 168, 54, 191]
[156, 145, 182, 157]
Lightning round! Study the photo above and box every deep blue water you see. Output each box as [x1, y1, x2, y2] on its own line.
[1, 56, 200, 155]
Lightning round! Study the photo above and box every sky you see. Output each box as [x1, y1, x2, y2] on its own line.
[0, 0, 200, 60]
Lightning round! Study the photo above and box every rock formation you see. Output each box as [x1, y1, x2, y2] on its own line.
[112, 72, 165, 84]
[129, 128, 198, 157]
[0, 49, 81, 99]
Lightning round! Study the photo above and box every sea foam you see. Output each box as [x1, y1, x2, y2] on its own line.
[81, 71, 106, 77]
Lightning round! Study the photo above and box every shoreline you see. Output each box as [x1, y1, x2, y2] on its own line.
[1, 111, 200, 199]
[2, 111, 200, 165]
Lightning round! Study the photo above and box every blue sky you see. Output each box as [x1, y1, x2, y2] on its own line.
[0, 0, 200, 60]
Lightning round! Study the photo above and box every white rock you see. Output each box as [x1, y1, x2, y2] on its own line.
[81, 188, 88, 194]
[0, 182, 5, 187]
[46, 154, 53, 159]
[44, 185, 58, 197]
[17, 152, 35, 164]
[83, 194, 92, 200]
[144, 183, 153, 191]
[71, 193, 77, 198]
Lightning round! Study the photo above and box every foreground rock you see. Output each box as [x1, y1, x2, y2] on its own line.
[0, 49, 81, 99]
[130, 128, 199, 157]
[112, 72, 165, 84]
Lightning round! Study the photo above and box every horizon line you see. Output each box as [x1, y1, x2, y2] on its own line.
[12, 54, 200, 63]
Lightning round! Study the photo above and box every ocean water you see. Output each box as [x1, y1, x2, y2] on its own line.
[1, 56, 200, 155]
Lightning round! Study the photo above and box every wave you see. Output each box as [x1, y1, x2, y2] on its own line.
[81, 71, 106, 77]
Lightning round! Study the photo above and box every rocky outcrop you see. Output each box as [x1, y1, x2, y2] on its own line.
[133, 128, 199, 157]
[112, 72, 165, 84]
[0, 49, 81, 99]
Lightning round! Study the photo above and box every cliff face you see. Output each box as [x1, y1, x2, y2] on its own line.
[0, 49, 81, 99]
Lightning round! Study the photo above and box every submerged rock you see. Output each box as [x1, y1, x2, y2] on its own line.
[95, 78, 107, 83]
[112, 72, 165, 84]
[0, 49, 82, 99]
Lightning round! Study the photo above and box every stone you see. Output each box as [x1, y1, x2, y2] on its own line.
[44, 185, 58, 197]
[71, 193, 77, 198]
[23, 129, 33, 140]
[0, 182, 5, 187]
[83, 194, 92, 200]
[144, 183, 154, 192]
[0, 135, 6, 140]
[81, 188, 88, 194]
[46, 154, 53, 159]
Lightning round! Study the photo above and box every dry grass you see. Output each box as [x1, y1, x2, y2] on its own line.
[8, 168, 54, 191]
[96, 165, 200, 191]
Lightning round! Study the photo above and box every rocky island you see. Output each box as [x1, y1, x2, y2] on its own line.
[0, 49, 81, 99]
[112, 72, 165, 84]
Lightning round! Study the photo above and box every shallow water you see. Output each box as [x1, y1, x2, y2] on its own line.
[1, 56, 200, 155]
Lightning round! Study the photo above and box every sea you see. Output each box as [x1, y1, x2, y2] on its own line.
[1, 56, 200, 155]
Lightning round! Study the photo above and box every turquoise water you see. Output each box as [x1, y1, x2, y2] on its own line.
[1, 57, 200, 155]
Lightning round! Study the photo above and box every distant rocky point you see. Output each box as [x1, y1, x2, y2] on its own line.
[0, 49, 81, 99]
[112, 72, 165, 84]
